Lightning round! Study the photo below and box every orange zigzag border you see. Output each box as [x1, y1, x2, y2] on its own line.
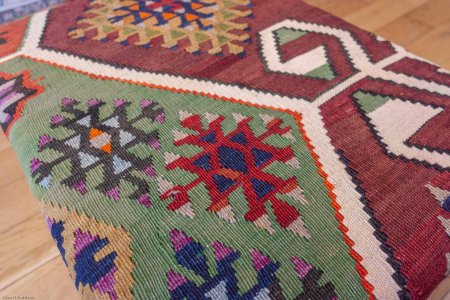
[19, 54, 375, 299]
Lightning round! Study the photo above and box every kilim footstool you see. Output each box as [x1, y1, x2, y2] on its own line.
[0, 0, 449, 299]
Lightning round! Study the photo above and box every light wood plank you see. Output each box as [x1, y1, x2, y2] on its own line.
[375, 15, 433, 47]
[0, 178, 39, 234]
[0, 257, 78, 300]
[0, 147, 24, 189]
[407, 0, 450, 28]
[0, 213, 59, 290]
[344, 0, 430, 31]
[408, 21, 450, 69]
[302, 0, 370, 19]
[0, 132, 10, 152]
[429, 276, 450, 300]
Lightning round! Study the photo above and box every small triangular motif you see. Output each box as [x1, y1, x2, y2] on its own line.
[253, 214, 275, 234]
[167, 270, 188, 291]
[103, 116, 120, 128]
[200, 132, 217, 144]
[353, 91, 390, 114]
[173, 129, 190, 142]
[204, 112, 219, 123]
[216, 205, 236, 223]
[119, 130, 136, 146]
[138, 193, 151, 208]
[205, 281, 228, 299]
[176, 202, 195, 218]
[106, 186, 120, 200]
[157, 177, 175, 194]
[179, 110, 193, 121]
[251, 178, 274, 199]
[288, 218, 310, 238]
[251, 249, 272, 271]
[76, 115, 91, 127]
[193, 154, 211, 171]
[232, 113, 247, 123]
[426, 184, 450, 205]
[292, 257, 313, 279]
[72, 180, 87, 194]
[285, 157, 300, 169]
[78, 151, 99, 168]
[230, 132, 248, 145]
[211, 241, 234, 261]
[165, 152, 181, 165]
[252, 148, 273, 167]
[113, 155, 132, 174]
[213, 174, 237, 193]
[274, 27, 307, 45]
[39, 175, 51, 189]
[305, 63, 336, 80]
[259, 114, 275, 126]
[64, 135, 81, 149]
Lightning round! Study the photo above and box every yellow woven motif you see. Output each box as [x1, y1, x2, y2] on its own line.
[69, 0, 253, 55]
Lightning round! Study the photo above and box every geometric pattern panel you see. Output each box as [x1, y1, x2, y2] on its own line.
[0, 57, 375, 299]
[31, 97, 165, 208]
[406, 110, 450, 154]
[320, 77, 450, 298]
[160, 111, 309, 237]
[68, 0, 253, 56]
[41, 201, 134, 299]
[352, 90, 449, 169]
[39, 0, 396, 101]
[427, 172, 450, 237]
[259, 21, 356, 81]
[0, 0, 448, 298]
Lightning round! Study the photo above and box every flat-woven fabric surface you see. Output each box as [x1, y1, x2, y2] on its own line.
[0, 0, 449, 299]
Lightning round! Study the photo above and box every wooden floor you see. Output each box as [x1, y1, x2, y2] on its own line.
[0, 1, 449, 299]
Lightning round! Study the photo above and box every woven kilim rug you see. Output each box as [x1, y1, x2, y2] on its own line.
[0, 0, 449, 299]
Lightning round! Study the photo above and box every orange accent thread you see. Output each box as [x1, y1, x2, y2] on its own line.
[100, 143, 112, 154]
[191, 3, 203, 9]
[89, 127, 104, 139]
[162, 12, 176, 20]
[209, 197, 229, 212]
[280, 180, 297, 193]
[217, 168, 240, 180]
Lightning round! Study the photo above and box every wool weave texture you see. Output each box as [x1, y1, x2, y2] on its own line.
[0, 0, 449, 299]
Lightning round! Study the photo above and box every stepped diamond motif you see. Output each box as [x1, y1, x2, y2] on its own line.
[69, 0, 253, 55]
[31, 97, 165, 208]
[161, 111, 309, 237]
